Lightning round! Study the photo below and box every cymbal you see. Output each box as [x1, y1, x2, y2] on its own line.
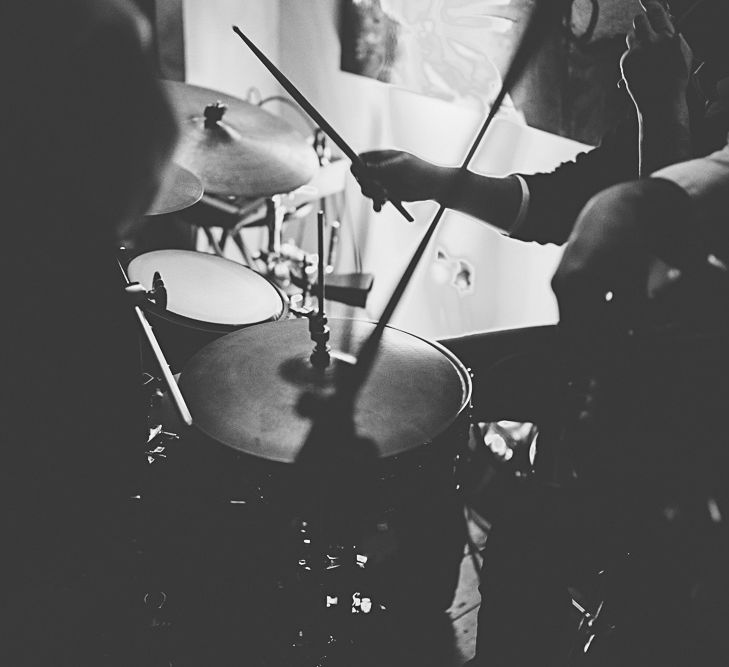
[179, 318, 471, 464]
[146, 163, 204, 215]
[163, 80, 318, 197]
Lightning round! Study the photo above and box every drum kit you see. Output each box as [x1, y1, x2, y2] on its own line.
[117, 19, 729, 667]
[122, 52, 471, 663]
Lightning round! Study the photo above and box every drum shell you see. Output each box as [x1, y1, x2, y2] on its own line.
[157, 407, 470, 613]
[164, 405, 469, 515]
[141, 297, 287, 373]
[127, 250, 288, 372]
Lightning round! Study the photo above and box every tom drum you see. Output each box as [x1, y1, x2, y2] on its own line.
[127, 249, 287, 370]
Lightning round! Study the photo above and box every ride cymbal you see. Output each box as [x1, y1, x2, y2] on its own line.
[163, 80, 318, 197]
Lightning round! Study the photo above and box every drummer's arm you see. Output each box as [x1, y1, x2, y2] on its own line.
[439, 170, 525, 234]
[354, 150, 523, 233]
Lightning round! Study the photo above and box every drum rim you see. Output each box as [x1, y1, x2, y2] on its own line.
[363, 318, 473, 416]
[127, 249, 288, 330]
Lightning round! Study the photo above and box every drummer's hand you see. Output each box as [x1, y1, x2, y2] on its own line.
[352, 150, 451, 213]
[620, 0, 691, 111]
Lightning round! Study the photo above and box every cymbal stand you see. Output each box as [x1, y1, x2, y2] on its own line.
[313, 129, 340, 274]
[308, 211, 331, 368]
[193, 194, 267, 265]
[276, 212, 381, 664]
[262, 194, 294, 288]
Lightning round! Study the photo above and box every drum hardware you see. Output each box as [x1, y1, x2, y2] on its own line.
[312, 129, 340, 275]
[287, 251, 319, 316]
[124, 270, 167, 310]
[297, 272, 375, 309]
[568, 573, 617, 661]
[308, 212, 331, 368]
[181, 193, 268, 266]
[146, 424, 179, 465]
[262, 194, 294, 289]
[143, 373, 179, 464]
[252, 199, 374, 309]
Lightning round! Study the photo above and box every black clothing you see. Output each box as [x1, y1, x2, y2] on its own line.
[443, 324, 729, 666]
[514, 83, 729, 245]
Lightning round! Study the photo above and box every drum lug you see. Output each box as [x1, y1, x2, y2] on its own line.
[124, 273, 167, 310]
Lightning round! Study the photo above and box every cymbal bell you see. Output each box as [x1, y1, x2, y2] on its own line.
[146, 162, 204, 216]
[163, 80, 318, 197]
[179, 318, 471, 464]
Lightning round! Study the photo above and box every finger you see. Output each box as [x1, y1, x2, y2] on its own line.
[359, 149, 401, 169]
[642, 0, 675, 36]
[633, 13, 656, 42]
[350, 165, 389, 206]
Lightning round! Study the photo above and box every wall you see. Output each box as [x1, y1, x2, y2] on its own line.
[183, 0, 282, 102]
[183, 0, 590, 340]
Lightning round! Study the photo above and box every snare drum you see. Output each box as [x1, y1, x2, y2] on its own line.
[127, 249, 287, 370]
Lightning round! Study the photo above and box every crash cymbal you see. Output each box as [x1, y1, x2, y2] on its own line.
[178, 318, 471, 464]
[163, 80, 318, 197]
[146, 163, 204, 215]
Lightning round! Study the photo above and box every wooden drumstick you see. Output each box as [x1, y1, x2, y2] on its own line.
[232, 26, 414, 223]
[117, 257, 193, 427]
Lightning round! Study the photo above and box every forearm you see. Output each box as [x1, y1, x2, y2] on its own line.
[436, 169, 523, 233]
[637, 101, 691, 176]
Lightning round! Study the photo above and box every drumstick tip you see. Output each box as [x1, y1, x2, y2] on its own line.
[392, 199, 414, 223]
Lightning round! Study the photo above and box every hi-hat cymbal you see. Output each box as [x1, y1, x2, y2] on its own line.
[163, 80, 318, 197]
[146, 162, 204, 215]
[178, 318, 471, 464]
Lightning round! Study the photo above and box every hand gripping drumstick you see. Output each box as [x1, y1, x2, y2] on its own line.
[232, 26, 414, 223]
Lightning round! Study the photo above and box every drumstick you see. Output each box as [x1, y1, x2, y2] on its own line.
[232, 26, 414, 223]
[117, 257, 193, 427]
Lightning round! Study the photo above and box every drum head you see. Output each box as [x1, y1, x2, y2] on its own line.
[179, 318, 472, 463]
[128, 250, 283, 326]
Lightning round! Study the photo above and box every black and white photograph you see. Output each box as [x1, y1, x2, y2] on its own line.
[2, 1, 728, 665]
